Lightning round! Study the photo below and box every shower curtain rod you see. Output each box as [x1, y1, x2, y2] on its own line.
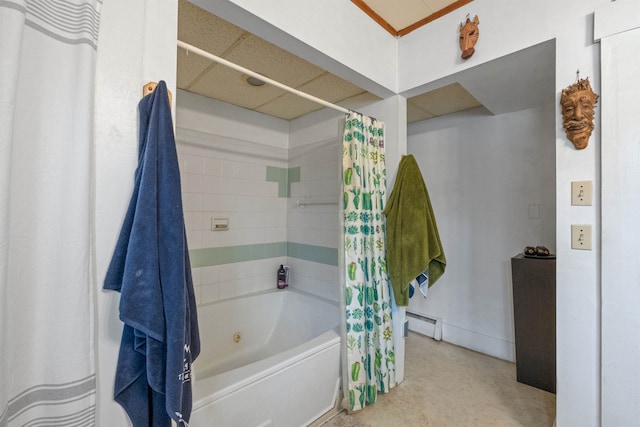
[177, 40, 351, 115]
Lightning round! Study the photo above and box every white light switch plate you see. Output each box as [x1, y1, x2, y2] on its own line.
[571, 181, 593, 206]
[571, 224, 592, 250]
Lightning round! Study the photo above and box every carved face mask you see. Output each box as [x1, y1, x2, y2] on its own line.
[459, 16, 480, 60]
[560, 79, 599, 150]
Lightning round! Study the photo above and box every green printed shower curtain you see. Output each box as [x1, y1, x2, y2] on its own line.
[342, 112, 395, 411]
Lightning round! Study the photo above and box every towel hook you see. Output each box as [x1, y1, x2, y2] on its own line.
[143, 81, 173, 107]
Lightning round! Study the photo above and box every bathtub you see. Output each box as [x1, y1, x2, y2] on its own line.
[190, 288, 341, 427]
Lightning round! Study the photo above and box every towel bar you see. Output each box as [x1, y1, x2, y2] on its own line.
[296, 198, 338, 207]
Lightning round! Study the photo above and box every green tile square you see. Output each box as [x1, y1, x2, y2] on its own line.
[266, 166, 281, 181]
[288, 167, 301, 183]
[278, 183, 288, 198]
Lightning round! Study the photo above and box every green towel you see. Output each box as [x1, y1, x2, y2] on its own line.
[384, 155, 446, 306]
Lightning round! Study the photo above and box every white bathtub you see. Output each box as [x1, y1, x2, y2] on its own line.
[190, 288, 341, 427]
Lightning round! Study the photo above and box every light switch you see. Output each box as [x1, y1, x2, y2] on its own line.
[571, 181, 593, 206]
[571, 224, 592, 250]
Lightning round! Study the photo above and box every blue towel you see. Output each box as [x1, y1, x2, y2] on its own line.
[104, 81, 200, 426]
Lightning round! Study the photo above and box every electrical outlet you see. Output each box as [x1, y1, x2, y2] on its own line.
[571, 224, 592, 250]
[571, 181, 593, 206]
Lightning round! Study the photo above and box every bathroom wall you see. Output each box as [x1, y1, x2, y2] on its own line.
[94, 1, 179, 425]
[597, 7, 640, 425]
[175, 90, 408, 312]
[397, 1, 603, 424]
[287, 108, 342, 302]
[177, 90, 289, 303]
[407, 103, 556, 362]
[177, 90, 344, 304]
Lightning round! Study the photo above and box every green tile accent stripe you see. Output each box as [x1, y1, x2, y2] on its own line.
[189, 241, 337, 268]
[287, 242, 338, 266]
[266, 166, 301, 198]
[190, 242, 286, 268]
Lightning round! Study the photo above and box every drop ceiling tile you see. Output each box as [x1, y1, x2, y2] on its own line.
[364, 0, 432, 30]
[224, 35, 326, 88]
[255, 93, 324, 120]
[407, 102, 436, 123]
[189, 65, 287, 110]
[178, 0, 246, 56]
[296, 73, 367, 103]
[424, 0, 459, 14]
[259, 89, 383, 121]
[176, 48, 212, 89]
[409, 82, 481, 116]
[336, 92, 382, 111]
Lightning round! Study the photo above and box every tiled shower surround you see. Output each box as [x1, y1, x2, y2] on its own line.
[177, 127, 340, 305]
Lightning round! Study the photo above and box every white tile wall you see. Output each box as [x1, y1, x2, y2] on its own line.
[195, 257, 288, 305]
[177, 128, 288, 305]
[177, 128, 288, 252]
[287, 138, 341, 302]
[288, 138, 340, 249]
[176, 117, 342, 305]
[287, 258, 340, 302]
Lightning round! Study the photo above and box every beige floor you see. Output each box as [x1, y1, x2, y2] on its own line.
[320, 332, 555, 427]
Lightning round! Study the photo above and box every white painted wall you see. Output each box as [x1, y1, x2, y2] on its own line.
[94, 0, 178, 425]
[189, 0, 398, 97]
[399, 0, 603, 94]
[596, 2, 640, 425]
[399, 2, 605, 425]
[407, 104, 556, 362]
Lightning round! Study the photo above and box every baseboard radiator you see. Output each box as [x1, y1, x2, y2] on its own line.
[406, 311, 442, 341]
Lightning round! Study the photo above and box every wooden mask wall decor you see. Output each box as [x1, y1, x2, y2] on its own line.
[459, 15, 479, 60]
[560, 78, 599, 150]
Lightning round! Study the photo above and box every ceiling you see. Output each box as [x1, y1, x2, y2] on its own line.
[177, 0, 553, 124]
[353, 0, 472, 36]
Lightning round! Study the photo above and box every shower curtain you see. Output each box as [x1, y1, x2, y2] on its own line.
[0, 1, 101, 425]
[342, 112, 395, 411]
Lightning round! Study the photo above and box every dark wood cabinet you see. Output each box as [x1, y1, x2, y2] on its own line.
[511, 254, 556, 393]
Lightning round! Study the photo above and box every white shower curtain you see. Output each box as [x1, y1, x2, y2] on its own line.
[0, 1, 101, 425]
